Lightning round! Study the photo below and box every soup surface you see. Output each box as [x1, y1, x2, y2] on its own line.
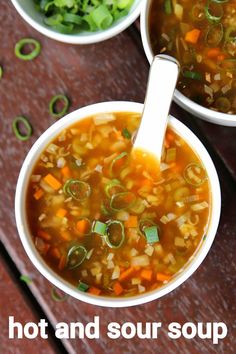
[149, 0, 236, 114]
[27, 112, 210, 297]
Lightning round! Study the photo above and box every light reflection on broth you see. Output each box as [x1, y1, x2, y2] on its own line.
[26, 112, 210, 297]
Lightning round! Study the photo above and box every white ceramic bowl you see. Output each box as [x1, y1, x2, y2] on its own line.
[15, 101, 221, 307]
[140, 0, 236, 127]
[11, 0, 143, 44]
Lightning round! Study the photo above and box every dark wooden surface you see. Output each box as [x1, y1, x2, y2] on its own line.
[0, 1, 235, 353]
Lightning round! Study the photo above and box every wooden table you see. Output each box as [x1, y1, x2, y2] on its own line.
[0, 1, 235, 353]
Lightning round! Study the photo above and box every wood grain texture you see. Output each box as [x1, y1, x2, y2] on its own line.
[0, 1, 235, 354]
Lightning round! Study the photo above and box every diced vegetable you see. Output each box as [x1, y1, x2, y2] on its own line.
[140, 269, 153, 281]
[113, 281, 124, 295]
[185, 29, 201, 44]
[44, 174, 62, 190]
[156, 273, 172, 282]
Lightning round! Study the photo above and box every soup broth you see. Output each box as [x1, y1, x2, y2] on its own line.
[27, 112, 210, 297]
[149, 0, 236, 114]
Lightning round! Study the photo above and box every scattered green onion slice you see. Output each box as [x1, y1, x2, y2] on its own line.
[139, 218, 156, 234]
[51, 287, 68, 302]
[205, 23, 224, 46]
[20, 275, 32, 285]
[105, 179, 125, 198]
[63, 179, 91, 201]
[15, 38, 41, 61]
[92, 220, 107, 235]
[130, 197, 146, 214]
[122, 128, 131, 139]
[0, 65, 3, 79]
[144, 226, 159, 244]
[183, 163, 207, 186]
[215, 97, 231, 113]
[49, 94, 69, 119]
[90, 5, 113, 30]
[63, 13, 83, 25]
[105, 220, 125, 249]
[67, 245, 87, 270]
[110, 152, 128, 175]
[164, 0, 172, 15]
[183, 70, 202, 80]
[205, 1, 224, 23]
[78, 281, 89, 292]
[12, 116, 33, 141]
[191, 3, 206, 22]
[110, 191, 136, 211]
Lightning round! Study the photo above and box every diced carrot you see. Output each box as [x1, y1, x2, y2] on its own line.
[113, 282, 124, 296]
[38, 230, 51, 241]
[156, 273, 172, 282]
[167, 133, 174, 141]
[185, 29, 201, 44]
[50, 247, 61, 259]
[58, 255, 66, 271]
[33, 188, 44, 200]
[124, 215, 138, 228]
[61, 166, 71, 178]
[140, 269, 153, 281]
[88, 287, 101, 296]
[207, 47, 220, 58]
[76, 219, 89, 234]
[44, 173, 62, 190]
[114, 130, 122, 139]
[119, 267, 136, 282]
[56, 208, 67, 218]
[217, 54, 226, 61]
[60, 231, 71, 241]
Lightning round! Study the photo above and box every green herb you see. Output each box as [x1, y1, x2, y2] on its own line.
[20, 275, 32, 285]
[12, 116, 33, 141]
[105, 179, 125, 198]
[164, 0, 172, 14]
[67, 245, 87, 269]
[63, 179, 91, 201]
[49, 94, 69, 119]
[15, 38, 41, 61]
[110, 191, 136, 211]
[0, 65, 3, 79]
[78, 281, 89, 292]
[144, 226, 159, 244]
[205, 0, 223, 23]
[92, 220, 107, 235]
[51, 287, 68, 302]
[110, 151, 128, 175]
[183, 70, 202, 80]
[122, 128, 131, 139]
[105, 220, 125, 248]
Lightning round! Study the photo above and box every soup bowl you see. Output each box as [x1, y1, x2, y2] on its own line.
[15, 101, 221, 307]
[11, 0, 143, 44]
[140, 0, 236, 127]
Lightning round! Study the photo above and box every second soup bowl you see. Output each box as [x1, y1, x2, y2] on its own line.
[15, 101, 221, 307]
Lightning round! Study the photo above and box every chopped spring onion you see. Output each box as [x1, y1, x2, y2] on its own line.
[183, 163, 207, 186]
[183, 70, 202, 80]
[105, 220, 125, 248]
[164, 0, 172, 15]
[66, 245, 87, 269]
[12, 116, 33, 141]
[92, 220, 107, 235]
[63, 179, 91, 201]
[0, 65, 3, 79]
[20, 275, 32, 285]
[122, 128, 131, 139]
[205, 1, 224, 23]
[139, 218, 156, 234]
[78, 281, 89, 292]
[15, 38, 41, 61]
[110, 152, 128, 175]
[51, 287, 68, 302]
[144, 226, 159, 244]
[105, 179, 125, 198]
[205, 23, 224, 46]
[191, 3, 206, 21]
[90, 5, 113, 30]
[49, 94, 69, 119]
[110, 191, 136, 211]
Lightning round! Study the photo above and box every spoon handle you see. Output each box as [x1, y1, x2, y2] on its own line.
[134, 55, 180, 162]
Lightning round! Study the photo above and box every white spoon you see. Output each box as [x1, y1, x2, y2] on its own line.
[133, 55, 180, 168]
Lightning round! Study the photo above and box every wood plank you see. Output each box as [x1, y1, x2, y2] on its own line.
[0, 2, 235, 354]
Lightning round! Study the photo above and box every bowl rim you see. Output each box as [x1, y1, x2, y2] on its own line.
[15, 101, 221, 307]
[140, 0, 236, 127]
[11, 0, 143, 44]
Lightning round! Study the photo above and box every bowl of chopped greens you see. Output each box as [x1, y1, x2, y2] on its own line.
[11, 0, 143, 44]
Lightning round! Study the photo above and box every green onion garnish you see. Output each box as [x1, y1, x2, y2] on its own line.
[92, 220, 107, 235]
[12, 116, 33, 141]
[122, 128, 131, 139]
[110, 151, 128, 175]
[51, 287, 68, 302]
[205, 0, 224, 23]
[66, 245, 87, 270]
[183, 163, 207, 186]
[105, 220, 125, 249]
[0, 65, 3, 79]
[110, 191, 136, 211]
[183, 70, 202, 81]
[205, 23, 224, 47]
[144, 226, 159, 244]
[105, 179, 125, 198]
[49, 94, 69, 119]
[63, 179, 91, 201]
[78, 281, 89, 292]
[20, 275, 32, 285]
[164, 0, 172, 14]
[15, 38, 41, 61]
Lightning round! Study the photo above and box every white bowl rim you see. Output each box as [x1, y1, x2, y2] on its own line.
[11, 0, 143, 44]
[15, 101, 221, 307]
[140, 0, 236, 127]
